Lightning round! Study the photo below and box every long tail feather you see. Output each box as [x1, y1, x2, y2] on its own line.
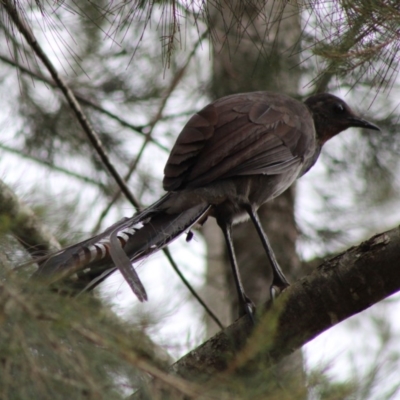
[32, 195, 210, 300]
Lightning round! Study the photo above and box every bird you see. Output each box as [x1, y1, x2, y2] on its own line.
[32, 91, 380, 319]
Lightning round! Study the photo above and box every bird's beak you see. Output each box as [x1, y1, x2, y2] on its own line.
[348, 116, 380, 131]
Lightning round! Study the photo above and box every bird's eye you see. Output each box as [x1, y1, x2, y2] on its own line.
[333, 103, 345, 113]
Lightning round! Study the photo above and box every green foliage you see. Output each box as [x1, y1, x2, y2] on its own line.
[308, 370, 357, 400]
[304, 0, 400, 91]
[0, 274, 168, 399]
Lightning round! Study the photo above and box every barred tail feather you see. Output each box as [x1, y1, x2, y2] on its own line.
[107, 202, 211, 300]
[32, 196, 210, 301]
[32, 216, 131, 280]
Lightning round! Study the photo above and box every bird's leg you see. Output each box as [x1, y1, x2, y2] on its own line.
[217, 219, 256, 323]
[244, 205, 290, 301]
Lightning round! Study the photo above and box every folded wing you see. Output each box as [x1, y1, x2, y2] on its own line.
[163, 92, 315, 191]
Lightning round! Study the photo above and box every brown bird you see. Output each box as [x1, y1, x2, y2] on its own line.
[33, 91, 379, 319]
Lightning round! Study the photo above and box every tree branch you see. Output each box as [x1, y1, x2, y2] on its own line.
[91, 30, 209, 232]
[170, 226, 400, 382]
[0, 143, 108, 191]
[0, 53, 169, 152]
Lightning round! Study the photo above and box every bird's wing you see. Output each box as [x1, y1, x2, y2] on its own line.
[163, 92, 315, 191]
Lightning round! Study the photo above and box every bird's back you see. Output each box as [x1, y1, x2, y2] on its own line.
[162, 91, 317, 222]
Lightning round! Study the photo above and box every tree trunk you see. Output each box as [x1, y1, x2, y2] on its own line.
[203, 0, 305, 392]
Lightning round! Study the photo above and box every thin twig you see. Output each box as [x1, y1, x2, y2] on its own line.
[92, 31, 208, 232]
[0, 53, 168, 152]
[86, 29, 222, 328]
[0, 143, 107, 190]
[3, 0, 140, 210]
[163, 247, 224, 330]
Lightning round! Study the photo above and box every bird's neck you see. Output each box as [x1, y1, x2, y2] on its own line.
[299, 143, 322, 177]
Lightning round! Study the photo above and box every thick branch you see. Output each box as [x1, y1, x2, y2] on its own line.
[171, 226, 400, 381]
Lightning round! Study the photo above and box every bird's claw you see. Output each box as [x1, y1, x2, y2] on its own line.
[239, 295, 256, 325]
[267, 282, 290, 308]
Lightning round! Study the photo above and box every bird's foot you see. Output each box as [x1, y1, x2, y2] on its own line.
[239, 295, 256, 325]
[267, 282, 290, 309]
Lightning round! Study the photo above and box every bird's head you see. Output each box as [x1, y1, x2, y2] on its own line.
[304, 93, 380, 144]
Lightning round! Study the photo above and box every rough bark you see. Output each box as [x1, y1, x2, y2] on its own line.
[174, 227, 400, 381]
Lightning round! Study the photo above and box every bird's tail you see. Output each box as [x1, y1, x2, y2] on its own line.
[32, 194, 210, 301]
